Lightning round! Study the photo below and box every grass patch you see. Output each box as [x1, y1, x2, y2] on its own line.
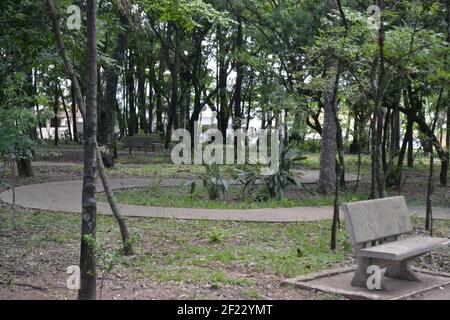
[0, 209, 353, 286]
[1, 209, 449, 289]
[99, 184, 368, 209]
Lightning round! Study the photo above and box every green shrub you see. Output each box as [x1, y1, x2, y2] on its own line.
[206, 227, 226, 243]
[190, 164, 230, 201]
[236, 143, 306, 201]
[299, 139, 321, 153]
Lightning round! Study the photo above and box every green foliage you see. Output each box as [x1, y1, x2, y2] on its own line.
[0, 108, 36, 160]
[236, 143, 306, 201]
[189, 164, 230, 201]
[299, 139, 322, 153]
[140, 0, 229, 30]
[206, 226, 226, 244]
[82, 232, 139, 297]
[0, 73, 37, 161]
[0, 162, 8, 189]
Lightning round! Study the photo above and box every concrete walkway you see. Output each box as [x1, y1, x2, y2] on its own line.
[1, 175, 449, 222]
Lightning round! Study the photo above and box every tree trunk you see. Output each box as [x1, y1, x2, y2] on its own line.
[155, 37, 165, 135]
[59, 84, 72, 142]
[330, 155, 341, 250]
[374, 0, 387, 198]
[382, 108, 391, 174]
[79, 0, 98, 300]
[137, 55, 148, 134]
[17, 159, 33, 177]
[148, 67, 154, 134]
[233, 13, 243, 131]
[441, 4, 450, 187]
[71, 81, 78, 142]
[126, 49, 136, 136]
[165, 24, 180, 149]
[442, 92, 450, 186]
[318, 54, 338, 195]
[53, 82, 59, 146]
[34, 69, 44, 140]
[47, 0, 133, 259]
[217, 25, 230, 139]
[99, 9, 127, 167]
[369, 114, 377, 199]
[426, 144, 434, 234]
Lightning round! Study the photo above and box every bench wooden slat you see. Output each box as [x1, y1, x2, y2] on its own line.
[343, 196, 412, 245]
[360, 236, 449, 261]
[122, 134, 163, 153]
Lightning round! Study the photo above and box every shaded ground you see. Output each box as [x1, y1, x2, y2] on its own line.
[0, 208, 351, 300]
[0, 148, 449, 300]
[0, 207, 449, 300]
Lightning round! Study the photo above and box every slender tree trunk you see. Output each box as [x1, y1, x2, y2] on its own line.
[126, 49, 136, 135]
[48, 0, 133, 258]
[443, 91, 450, 186]
[441, 3, 450, 187]
[59, 84, 72, 141]
[165, 24, 180, 149]
[369, 113, 377, 199]
[34, 69, 43, 140]
[331, 156, 341, 250]
[426, 144, 434, 234]
[71, 82, 78, 142]
[137, 55, 148, 134]
[36, 102, 43, 140]
[156, 34, 165, 135]
[318, 53, 338, 195]
[390, 98, 400, 155]
[148, 67, 154, 134]
[79, 0, 98, 300]
[99, 10, 127, 167]
[233, 13, 243, 131]
[374, 0, 387, 198]
[407, 124, 414, 168]
[53, 82, 59, 146]
[425, 91, 443, 234]
[217, 25, 230, 138]
[382, 108, 391, 174]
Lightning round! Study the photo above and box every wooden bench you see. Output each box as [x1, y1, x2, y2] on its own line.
[122, 134, 164, 154]
[343, 196, 450, 288]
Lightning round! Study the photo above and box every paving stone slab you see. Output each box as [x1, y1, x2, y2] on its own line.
[282, 267, 450, 300]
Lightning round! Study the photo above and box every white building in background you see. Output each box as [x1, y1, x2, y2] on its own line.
[38, 110, 83, 140]
[37, 105, 269, 140]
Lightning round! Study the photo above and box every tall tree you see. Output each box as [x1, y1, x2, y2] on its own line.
[318, 52, 338, 195]
[47, 0, 134, 258]
[79, 0, 98, 300]
[99, 9, 128, 167]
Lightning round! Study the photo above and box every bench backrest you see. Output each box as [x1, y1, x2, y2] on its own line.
[342, 196, 412, 246]
[144, 133, 163, 145]
[123, 134, 162, 147]
[123, 136, 145, 147]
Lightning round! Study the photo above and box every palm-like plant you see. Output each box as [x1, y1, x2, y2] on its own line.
[235, 143, 306, 201]
[190, 163, 230, 201]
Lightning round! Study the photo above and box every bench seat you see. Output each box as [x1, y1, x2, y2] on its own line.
[122, 134, 164, 154]
[343, 196, 450, 287]
[360, 236, 450, 261]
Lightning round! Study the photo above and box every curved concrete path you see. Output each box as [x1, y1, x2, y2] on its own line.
[1, 175, 449, 222]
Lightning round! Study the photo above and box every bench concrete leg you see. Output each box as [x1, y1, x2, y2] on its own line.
[351, 257, 372, 288]
[385, 260, 420, 281]
[129, 148, 132, 155]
